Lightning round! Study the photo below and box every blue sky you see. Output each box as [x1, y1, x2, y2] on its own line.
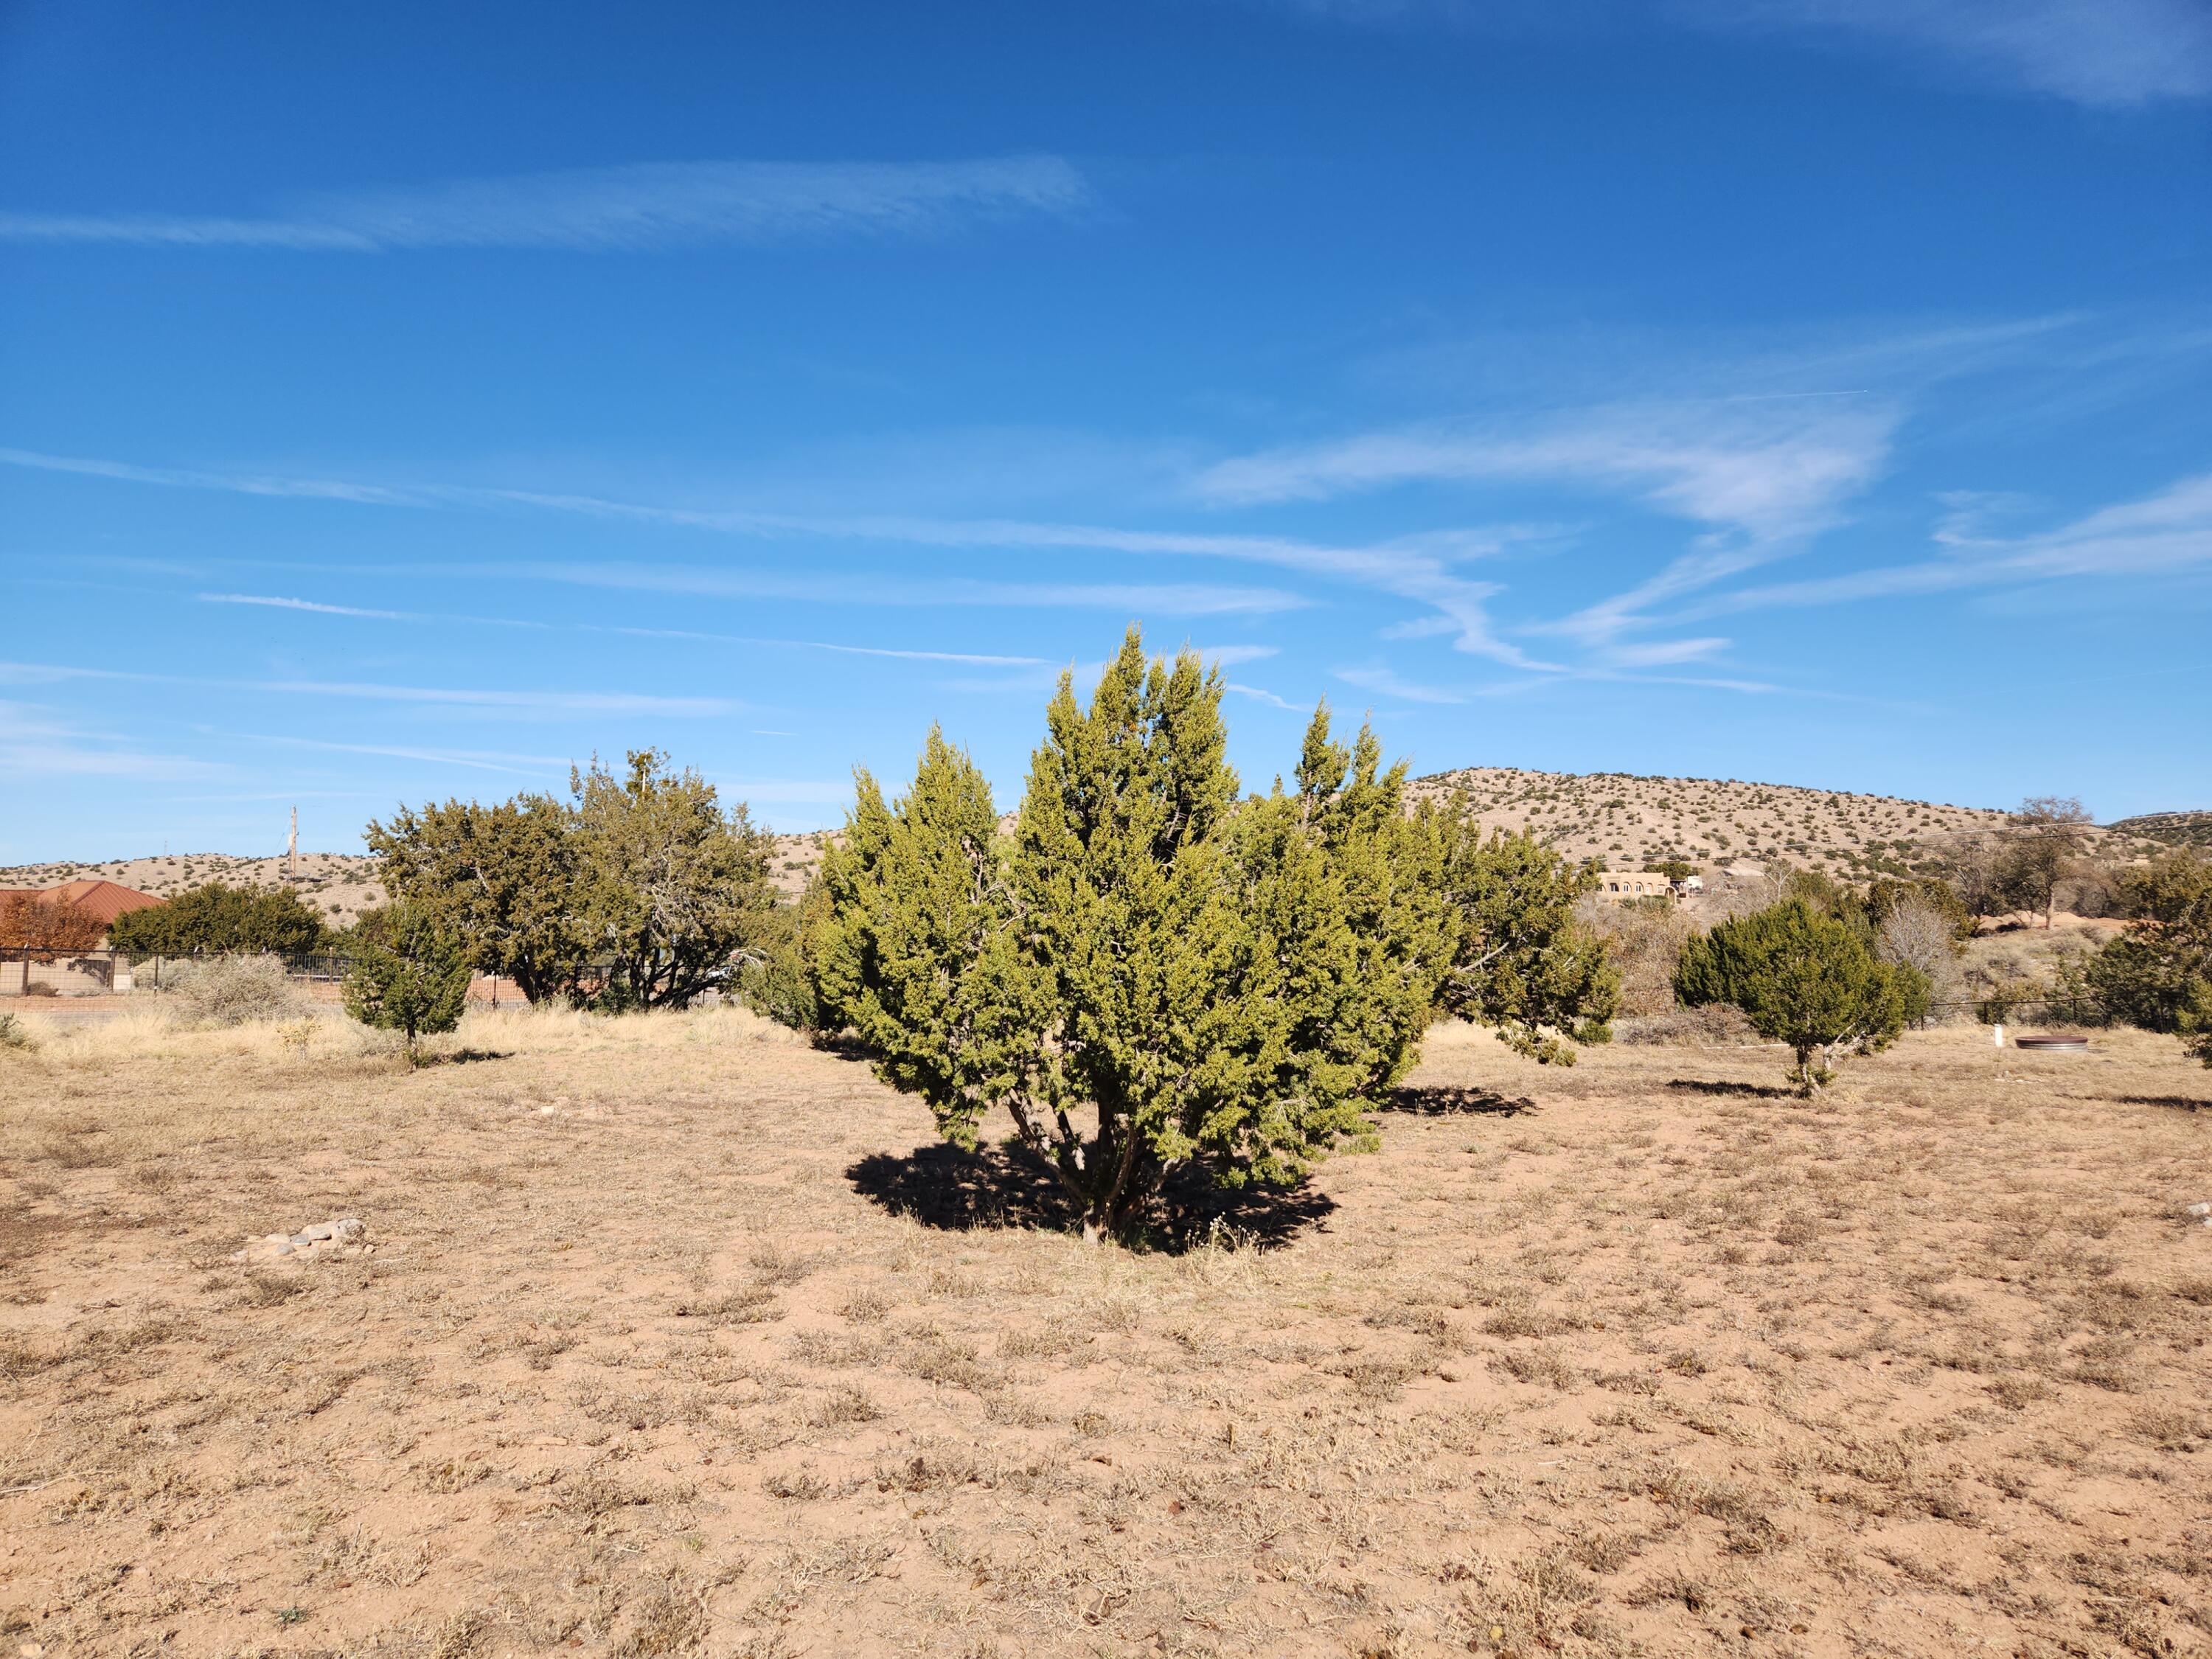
[2, 0, 2208, 860]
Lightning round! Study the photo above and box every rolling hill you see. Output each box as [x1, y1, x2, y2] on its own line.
[4, 771, 2167, 923]
[2106, 809, 2212, 849]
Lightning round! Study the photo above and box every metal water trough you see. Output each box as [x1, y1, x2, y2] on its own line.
[2014, 1034, 2090, 1053]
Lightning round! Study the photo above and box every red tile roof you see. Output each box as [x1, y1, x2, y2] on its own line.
[0, 880, 165, 928]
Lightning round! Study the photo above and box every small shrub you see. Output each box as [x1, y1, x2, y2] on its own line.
[342, 902, 470, 1060]
[165, 955, 304, 1028]
[1675, 899, 1924, 1091]
[0, 1009, 36, 1053]
[1613, 1004, 1756, 1046]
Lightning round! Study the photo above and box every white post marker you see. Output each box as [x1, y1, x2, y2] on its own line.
[1994, 1022, 2004, 1048]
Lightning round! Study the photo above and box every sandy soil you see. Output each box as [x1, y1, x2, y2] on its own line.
[1, 1010, 2208, 1658]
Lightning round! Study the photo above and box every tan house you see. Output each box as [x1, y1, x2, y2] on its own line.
[1591, 872, 1687, 902]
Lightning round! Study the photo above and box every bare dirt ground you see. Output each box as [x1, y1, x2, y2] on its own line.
[2, 1011, 2208, 1659]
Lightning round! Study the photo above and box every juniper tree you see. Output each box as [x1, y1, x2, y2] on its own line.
[106, 880, 327, 958]
[366, 795, 591, 1004]
[815, 630, 1456, 1242]
[2089, 848, 2212, 1063]
[571, 750, 773, 1010]
[813, 726, 1051, 1141]
[1675, 898, 1926, 1092]
[342, 902, 472, 1060]
[1431, 824, 1618, 1063]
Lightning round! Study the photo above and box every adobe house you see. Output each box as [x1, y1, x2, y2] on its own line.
[1591, 872, 1675, 901]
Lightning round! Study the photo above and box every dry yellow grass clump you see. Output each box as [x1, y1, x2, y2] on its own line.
[2, 1006, 2209, 1657]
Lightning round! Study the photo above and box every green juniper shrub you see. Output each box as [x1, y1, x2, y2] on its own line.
[342, 902, 472, 1060]
[107, 880, 328, 958]
[1675, 898, 1927, 1093]
[367, 750, 773, 1012]
[1433, 823, 1617, 1063]
[737, 886, 826, 1032]
[366, 794, 591, 1005]
[815, 630, 1463, 1242]
[2088, 848, 2212, 1063]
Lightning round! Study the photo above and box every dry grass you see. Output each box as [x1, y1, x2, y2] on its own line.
[2, 1006, 2209, 1656]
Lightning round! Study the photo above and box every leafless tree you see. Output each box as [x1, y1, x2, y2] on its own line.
[1876, 897, 1961, 1020]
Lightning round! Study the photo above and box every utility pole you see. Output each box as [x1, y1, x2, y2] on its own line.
[288, 807, 299, 880]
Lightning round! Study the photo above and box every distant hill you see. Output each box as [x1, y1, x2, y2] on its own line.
[2106, 810, 2212, 849]
[1410, 767, 2147, 880]
[0, 836, 833, 928]
[0, 851, 387, 928]
[5, 772, 2164, 917]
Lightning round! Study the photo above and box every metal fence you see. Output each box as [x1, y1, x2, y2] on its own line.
[0, 949, 515, 1004]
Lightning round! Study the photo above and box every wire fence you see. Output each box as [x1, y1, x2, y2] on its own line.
[0, 948, 516, 1004]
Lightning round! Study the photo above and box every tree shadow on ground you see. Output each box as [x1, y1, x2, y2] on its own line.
[1666, 1078, 1795, 1099]
[2113, 1093, 2208, 1112]
[844, 1141, 1336, 1252]
[1382, 1084, 1538, 1116]
[420, 1048, 512, 1067]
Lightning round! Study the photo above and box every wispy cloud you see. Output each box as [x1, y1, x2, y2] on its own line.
[1225, 682, 1303, 710]
[1191, 644, 1281, 667]
[608, 627, 1051, 667]
[1666, 470, 2212, 621]
[0, 661, 737, 717]
[1200, 398, 1897, 655]
[1332, 664, 1478, 705]
[264, 678, 733, 715]
[224, 731, 571, 777]
[201, 592, 416, 621]
[1246, 0, 2211, 105]
[0, 155, 1096, 251]
[0, 701, 232, 782]
[0, 445, 1520, 655]
[1197, 399, 1897, 543]
[1, 446, 419, 504]
[508, 562, 1305, 617]
[1683, 0, 2212, 107]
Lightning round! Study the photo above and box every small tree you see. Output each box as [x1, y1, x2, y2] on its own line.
[737, 886, 827, 1031]
[1874, 895, 1963, 1019]
[343, 904, 471, 1060]
[1996, 796, 2094, 928]
[572, 750, 774, 1010]
[817, 633, 1456, 1242]
[1865, 875, 1974, 942]
[0, 892, 105, 952]
[1433, 824, 1618, 1063]
[366, 795, 591, 1004]
[2088, 848, 2212, 1050]
[1675, 899, 1926, 1091]
[107, 881, 327, 957]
